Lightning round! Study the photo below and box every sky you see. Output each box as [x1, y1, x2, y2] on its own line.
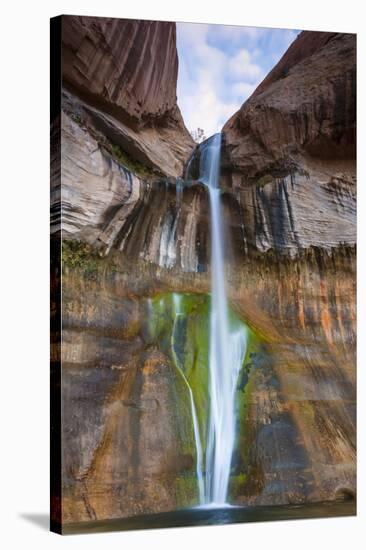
[176, 23, 300, 137]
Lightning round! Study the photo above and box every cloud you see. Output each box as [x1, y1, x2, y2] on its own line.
[231, 82, 256, 98]
[228, 49, 262, 81]
[176, 23, 263, 136]
[206, 24, 265, 52]
[176, 22, 299, 137]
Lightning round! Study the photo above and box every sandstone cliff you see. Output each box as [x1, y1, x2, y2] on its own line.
[61, 15, 194, 178]
[223, 31, 355, 175]
[219, 31, 356, 507]
[220, 31, 356, 257]
[52, 22, 356, 526]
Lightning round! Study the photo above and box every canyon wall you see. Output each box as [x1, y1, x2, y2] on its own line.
[52, 20, 356, 525]
[222, 31, 357, 507]
[60, 16, 194, 178]
[222, 32, 355, 176]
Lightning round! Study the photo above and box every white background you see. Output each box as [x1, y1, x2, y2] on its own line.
[1, 0, 365, 548]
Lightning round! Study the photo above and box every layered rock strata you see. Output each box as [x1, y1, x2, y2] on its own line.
[61, 15, 194, 178]
[52, 23, 357, 524]
[222, 32, 356, 178]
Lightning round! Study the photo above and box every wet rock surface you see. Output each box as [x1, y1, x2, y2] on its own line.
[52, 24, 356, 524]
[59, 244, 356, 520]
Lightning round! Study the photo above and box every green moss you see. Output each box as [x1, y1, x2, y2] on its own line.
[228, 326, 269, 500]
[174, 474, 199, 508]
[69, 112, 83, 126]
[61, 240, 117, 279]
[145, 292, 264, 461]
[145, 293, 211, 448]
[257, 174, 272, 187]
[230, 473, 248, 499]
[65, 106, 156, 180]
[178, 297, 210, 442]
[144, 291, 268, 505]
[233, 328, 262, 465]
[169, 356, 198, 458]
[108, 143, 156, 179]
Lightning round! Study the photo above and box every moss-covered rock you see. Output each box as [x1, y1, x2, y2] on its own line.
[61, 240, 117, 279]
[143, 291, 264, 503]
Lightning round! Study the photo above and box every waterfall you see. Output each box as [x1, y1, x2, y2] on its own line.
[171, 293, 205, 503]
[199, 134, 247, 506]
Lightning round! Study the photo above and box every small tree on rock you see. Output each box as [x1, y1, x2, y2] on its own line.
[190, 127, 206, 144]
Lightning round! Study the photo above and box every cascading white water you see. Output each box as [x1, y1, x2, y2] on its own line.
[152, 135, 247, 507]
[171, 293, 205, 504]
[199, 133, 247, 506]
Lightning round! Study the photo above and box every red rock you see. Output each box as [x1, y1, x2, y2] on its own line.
[61, 16, 194, 177]
[223, 32, 356, 176]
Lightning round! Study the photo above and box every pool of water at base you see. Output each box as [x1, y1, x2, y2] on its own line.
[61, 500, 356, 534]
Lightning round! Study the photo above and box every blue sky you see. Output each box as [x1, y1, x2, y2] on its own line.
[176, 23, 300, 137]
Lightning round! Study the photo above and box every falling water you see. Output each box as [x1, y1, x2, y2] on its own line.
[199, 134, 247, 505]
[171, 293, 205, 504]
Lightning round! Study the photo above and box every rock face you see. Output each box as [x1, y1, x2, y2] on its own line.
[55, 105, 356, 266]
[220, 32, 356, 257]
[52, 23, 356, 526]
[61, 15, 194, 177]
[222, 32, 356, 176]
[61, 276, 196, 521]
[63, 17, 179, 122]
[57, 108, 209, 269]
[220, 32, 356, 506]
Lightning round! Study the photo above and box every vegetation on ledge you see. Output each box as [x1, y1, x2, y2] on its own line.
[106, 142, 157, 180]
[61, 240, 117, 279]
[66, 105, 158, 180]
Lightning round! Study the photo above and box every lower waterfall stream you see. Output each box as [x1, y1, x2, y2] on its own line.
[171, 293, 205, 504]
[199, 134, 247, 505]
